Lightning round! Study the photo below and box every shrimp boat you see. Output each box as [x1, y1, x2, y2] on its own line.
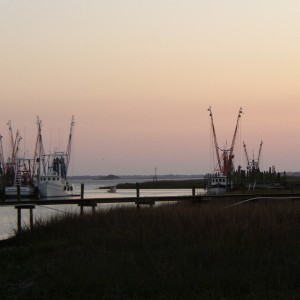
[4, 158, 37, 198]
[1, 122, 37, 198]
[206, 107, 243, 194]
[38, 152, 74, 198]
[205, 173, 228, 195]
[35, 116, 76, 198]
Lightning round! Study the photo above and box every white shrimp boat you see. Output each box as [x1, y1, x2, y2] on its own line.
[38, 174, 74, 198]
[206, 173, 228, 195]
[36, 116, 76, 198]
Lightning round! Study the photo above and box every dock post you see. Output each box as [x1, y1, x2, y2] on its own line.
[15, 205, 35, 233]
[136, 183, 140, 209]
[17, 185, 21, 201]
[78, 202, 97, 216]
[29, 208, 34, 229]
[136, 183, 140, 198]
[17, 207, 22, 232]
[192, 186, 196, 197]
[81, 183, 84, 200]
[80, 205, 84, 216]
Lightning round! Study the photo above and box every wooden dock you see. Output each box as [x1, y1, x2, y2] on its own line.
[1, 192, 300, 207]
[1, 191, 300, 233]
[0, 194, 203, 207]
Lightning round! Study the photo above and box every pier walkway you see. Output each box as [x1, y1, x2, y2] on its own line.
[1, 192, 300, 207]
[1, 192, 300, 233]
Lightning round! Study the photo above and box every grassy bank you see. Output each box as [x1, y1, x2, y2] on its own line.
[1, 201, 300, 299]
[116, 179, 205, 189]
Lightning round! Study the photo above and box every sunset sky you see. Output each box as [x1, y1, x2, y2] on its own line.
[1, 1, 300, 175]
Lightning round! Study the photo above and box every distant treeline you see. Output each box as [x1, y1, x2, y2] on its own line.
[70, 174, 120, 180]
[70, 174, 205, 181]
[117, 179, 205, 189]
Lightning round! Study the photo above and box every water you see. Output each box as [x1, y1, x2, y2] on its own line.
[0, 178, 205, 240]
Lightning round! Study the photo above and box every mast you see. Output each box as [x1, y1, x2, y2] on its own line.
[208, 107, 222, 172]
[12, 130, 22, 166]
[222, 107, 243, 175]
[7, 121, 22, 165]
[33, 117, 45, 181]
[243, 140, 263, 172]
[7, 120, 14, 162]
[256, 140, 263, 170]
[208, 107, 243, 176]
[243, 141, 250, 171]
[0, 135, 4, 176]
[229, 108, 243, 158]
[5, 121, 22, 184]
[65, 115, 75, 175]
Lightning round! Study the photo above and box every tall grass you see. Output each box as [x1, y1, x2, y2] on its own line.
[1, 201, 300, 299]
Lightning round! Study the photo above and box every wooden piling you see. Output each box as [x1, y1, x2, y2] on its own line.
[78, 201, 97, 216]
[14, 204, 36, 233]
[192, 186, 196, 196]
[80, 183, 84, 200]
[136, 183, 140, 198]
[17, 206, 21, 232]
[17, 185, 21, 201]
[29, 208, 34, 228]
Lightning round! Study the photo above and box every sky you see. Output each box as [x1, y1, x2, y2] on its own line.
[1, 0, 300, 175]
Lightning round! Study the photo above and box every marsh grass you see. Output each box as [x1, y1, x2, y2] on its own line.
[0, 201, 300, 299]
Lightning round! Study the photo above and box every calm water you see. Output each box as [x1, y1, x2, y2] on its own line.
[0, 178, 205, 240]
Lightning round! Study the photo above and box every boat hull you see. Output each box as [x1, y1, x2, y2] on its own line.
[207, 186, 227, 195]
[5, 186, 36, 198]
[38, 180, 74, 198]
[206, 174, 229, 195]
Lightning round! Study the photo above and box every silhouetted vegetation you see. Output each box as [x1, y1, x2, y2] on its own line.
[117, 179, 205, 189]
[1, 201, 300, 299]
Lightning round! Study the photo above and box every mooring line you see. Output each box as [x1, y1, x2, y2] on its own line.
[224, 197, 261, 208]
[36, 205, 69, 214]
[225, 196, 298, 208]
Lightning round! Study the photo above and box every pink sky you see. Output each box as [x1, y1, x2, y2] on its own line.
[1, 1, 300, 175]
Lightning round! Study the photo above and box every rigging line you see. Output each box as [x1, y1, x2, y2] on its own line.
[261, 148, 264, 171]
[238, 117, 242, 167]
[36, 205, 70, 214]
[211, 125, 215, 171]
[70, 122, 75, 176]
[209, 118, 214, 172]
